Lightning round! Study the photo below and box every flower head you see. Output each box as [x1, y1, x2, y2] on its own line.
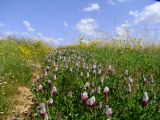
[104, 87, 109, 97]
[128, 77, 133, 84]
[142, 92, 149, 106]
[48, 98, 53, 106]
[87, 96, 96, 108]
[39, 103, 48, 120]
[48, 80, 52, 87]
[37, 84, 43, 93]
[124, 69, 128, 76]
[107, 65, 114, 75]
[84, 82, 90, 90]
[51, 86, 57, 96]
[149, 74, 155, 83]
[105, 106, 113, 117]
[81, 91, 88, 104]
[54, 74, 57, 80]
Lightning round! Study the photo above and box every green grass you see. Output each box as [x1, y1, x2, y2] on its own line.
[0, 39, 51, 119]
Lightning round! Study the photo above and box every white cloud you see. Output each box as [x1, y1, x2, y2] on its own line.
[64, 21, 68, 27]
[5, 31, 14, 36]
[37, 33, 43, 36]
[0, 22, 5, 27]
[116, 22, 130, 40]
[118, 0, 131, 2]
[83, 3, 100, 12]
[76, 18, 100, 37]
[33, 36, 62, 46]
[129, 2, 160, 24]
[23, 20, 35, 32]
[107, 0, 116, 5]
[107, 0, 131, 5]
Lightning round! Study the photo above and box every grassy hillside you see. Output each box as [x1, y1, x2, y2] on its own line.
[0, 39, 52, 119]
[1, 39, 160, 119]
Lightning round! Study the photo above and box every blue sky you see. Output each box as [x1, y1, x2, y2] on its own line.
[0, 0, 159, 45]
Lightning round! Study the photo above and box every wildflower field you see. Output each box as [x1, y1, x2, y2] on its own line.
[31, 43, 160, 120]
[1, 39, 160, 119]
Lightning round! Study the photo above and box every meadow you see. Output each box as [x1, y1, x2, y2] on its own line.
[0, 38, 51, 120]
[1, 39, 160, 119]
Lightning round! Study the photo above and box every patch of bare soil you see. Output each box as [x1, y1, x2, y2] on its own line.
[8, 86, 33, 120]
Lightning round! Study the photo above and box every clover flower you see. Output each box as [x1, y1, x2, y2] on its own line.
[48, 98, 53, 106]
[51, 86, 57, 96]
[48, 80, 52, 87]
[81, 91, 88, 104]
[39, 103, 48, 120]
[142, 92, 149, 106]
[124, 69, 128, 76]
[86, 96, 96, 108]
[84, 82, 90, 90]
[104, 87, 109, 97]
[107, 65, 114, 75]
[128, 77, 133, 84]
[149, 74, 155, 83]
[105, 105, 113, 117]
[54, 74, 57, 80]
[37, 84, 43, 93]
